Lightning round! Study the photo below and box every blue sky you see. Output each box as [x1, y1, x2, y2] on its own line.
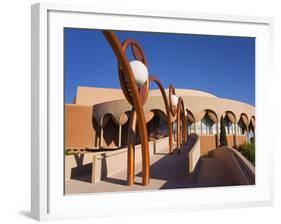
[64, 28, 255, 106]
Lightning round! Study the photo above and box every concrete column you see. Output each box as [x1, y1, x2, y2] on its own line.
[173, 122, 177, 141]
[246, 126, 250, 143]
[91, 155, 97, 184]
[234, 123, 238, 148]
[216, 123, 219, 148]
[100, 127, 103, 148]
[118, 124, 122, 148]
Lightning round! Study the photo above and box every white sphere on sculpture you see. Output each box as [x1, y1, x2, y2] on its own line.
[171, 94, 179, 107]
[129, 60, 149, 87]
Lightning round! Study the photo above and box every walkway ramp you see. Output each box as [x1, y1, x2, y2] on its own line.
[65, 138, 255, 194]
[193, 147, 255, 187]
[193, 157, 237, 187]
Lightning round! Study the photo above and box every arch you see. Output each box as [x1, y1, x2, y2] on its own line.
[236, 113, 249, 144]
[100, 113, 119, 128]
[186, 109, 196, 134]
[200, 110, 217, 135]
[147, 109, 169, 140]
[98, 114, 120, 148]
[249, 116, 255, 130]
[102, 116, 119, 147]
[237, 113, 249, 134]
[118, 113, 129, 126]
[223, 111, 236, 135]
[240, 113, 249, 126]
[186, 109, 195, 123]
[151, 109, 167, 121]
[248, 116, 255, 143]
[224, 111, 236, 123]
[237, 115, 248, 134]
[200, 109, 218, 123]
[222, 111, 237, 148]
[199, 109, 219, 155]
[199, 109, 219, 135]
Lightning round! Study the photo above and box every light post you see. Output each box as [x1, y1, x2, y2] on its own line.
[103, 31, 149, 186]
[169, 85, 187, 153]
[103, 31, 173, 186]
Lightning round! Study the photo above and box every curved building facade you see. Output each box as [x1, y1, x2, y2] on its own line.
[65, 86, 255, 155]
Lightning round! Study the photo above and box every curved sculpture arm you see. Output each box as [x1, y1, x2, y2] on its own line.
[169, 85, 177, 117]
[176, 97, 187, 150]
[179, 98, 188, 143]
[149, 75, 173, 152]
[177, 97, 185, 121]
[120, 39, 150, 105]
[103, 31, 150, 185]
[122, 39, 148, 65]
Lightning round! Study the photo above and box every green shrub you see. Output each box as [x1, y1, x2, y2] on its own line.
[219, 115, 228, 146]
[250, 136, 255, 144]
[64, 150, 75, 156]
[238, 143, 255, 165]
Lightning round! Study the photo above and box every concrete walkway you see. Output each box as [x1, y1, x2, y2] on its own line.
[193, 158, 237, 187]
[65, 144, 241, 195]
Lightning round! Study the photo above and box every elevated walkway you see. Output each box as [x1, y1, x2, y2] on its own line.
[65, 137, 255, 194]
[193, 158, 237, 187]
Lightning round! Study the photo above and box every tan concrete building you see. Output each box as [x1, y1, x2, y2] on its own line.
[65, 86, 255, 156]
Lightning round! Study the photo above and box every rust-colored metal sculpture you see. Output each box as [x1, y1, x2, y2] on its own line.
[103, 31, 173, 186]
[168, 85, 188, 153]
[103, 31, 150, 186]
[149, 76, 173, 153]
[177, 97, 188, 151]
[118, 39, 150, 186]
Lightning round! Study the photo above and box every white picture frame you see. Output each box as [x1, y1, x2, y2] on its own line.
[31, 2, 274, 221]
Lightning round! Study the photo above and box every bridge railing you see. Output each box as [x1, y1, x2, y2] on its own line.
[213, 147, 255, 185]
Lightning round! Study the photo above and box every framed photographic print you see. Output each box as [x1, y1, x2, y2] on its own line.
[31, 2, 274, 221]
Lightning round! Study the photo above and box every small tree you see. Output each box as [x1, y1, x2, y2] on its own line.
[220, 115, 228, 147]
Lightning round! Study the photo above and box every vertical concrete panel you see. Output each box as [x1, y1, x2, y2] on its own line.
[236, 135, 247, 146]
[200, 135, 217, 155]
[226, 135, 235, 147]
[64, 104, 95, 149]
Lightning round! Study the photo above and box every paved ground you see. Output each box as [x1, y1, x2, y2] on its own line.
[65, 142, 241, 195]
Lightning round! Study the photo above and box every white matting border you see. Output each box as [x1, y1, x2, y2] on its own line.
[31, 2, 274, 221]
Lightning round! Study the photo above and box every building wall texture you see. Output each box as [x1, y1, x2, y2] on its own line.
[226, 135, 235, 148]
[65, 104, 95, 149]
[200, 135, 217, 155]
